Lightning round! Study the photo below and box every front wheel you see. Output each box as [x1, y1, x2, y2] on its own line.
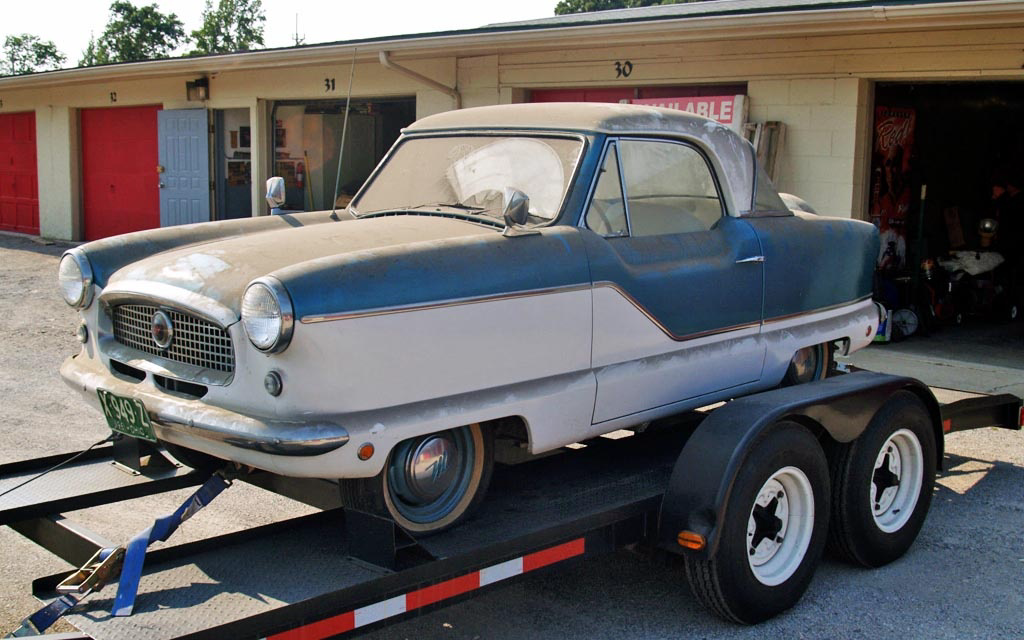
[828, 391, 936, 567]
[341, 423, 494, 535]
[684, 422, 830, 624]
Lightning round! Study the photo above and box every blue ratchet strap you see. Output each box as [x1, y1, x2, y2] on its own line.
[112, 473, 231, 616]
[6, 472, 231, 637]
[10, 589, 89, 637]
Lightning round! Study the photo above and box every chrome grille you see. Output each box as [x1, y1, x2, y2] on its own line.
[112, 304, 234, 373]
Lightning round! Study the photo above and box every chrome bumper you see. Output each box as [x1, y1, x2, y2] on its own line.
[61, 355, 349, 457]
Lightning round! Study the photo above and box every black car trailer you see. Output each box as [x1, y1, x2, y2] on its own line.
[1, 371, 1020, 639]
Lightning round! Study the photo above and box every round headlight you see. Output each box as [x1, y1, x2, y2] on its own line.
[58, 251, 93, 308]
[241, 278, 294, 353]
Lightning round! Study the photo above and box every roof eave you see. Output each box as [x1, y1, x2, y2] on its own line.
[1, 0, 1021, 90]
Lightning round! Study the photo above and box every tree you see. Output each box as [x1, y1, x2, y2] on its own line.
[1, 34, 66, 76]
[79, 35, 109, 68]
[191, 0, 266, 55]
[79, 1, 186, 66]
[554, 0, 699, 14]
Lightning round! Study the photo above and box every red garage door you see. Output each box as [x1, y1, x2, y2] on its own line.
[82, 105, 160, 240]
[0, 112, 39, 235]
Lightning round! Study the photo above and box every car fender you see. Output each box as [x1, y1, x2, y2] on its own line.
[657, 371, 942, 559]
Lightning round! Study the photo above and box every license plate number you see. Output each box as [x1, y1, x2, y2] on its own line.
[97, 389, 156, 442]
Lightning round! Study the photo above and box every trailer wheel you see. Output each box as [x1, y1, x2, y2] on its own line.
[684, 423, 829, 624]
[782, 342, 833, 386]
[341, 423, 494, 535]
[828, 391, 936, 567]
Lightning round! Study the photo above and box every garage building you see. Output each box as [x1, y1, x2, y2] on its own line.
[0, 0, 1019, 263]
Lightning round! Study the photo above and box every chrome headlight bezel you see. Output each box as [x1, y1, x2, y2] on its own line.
[241, 276, 294, 354]
[58, 249, 94, 309]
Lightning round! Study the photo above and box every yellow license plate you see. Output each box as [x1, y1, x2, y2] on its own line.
[97, 389, 156, 442]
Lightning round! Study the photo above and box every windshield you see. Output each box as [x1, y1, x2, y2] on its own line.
[351, 134, 585, 225]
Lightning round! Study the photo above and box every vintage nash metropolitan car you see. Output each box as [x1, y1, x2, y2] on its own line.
[58, 103, 880, 533]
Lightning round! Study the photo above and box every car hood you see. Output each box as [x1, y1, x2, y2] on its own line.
[104, 215, 496, 316]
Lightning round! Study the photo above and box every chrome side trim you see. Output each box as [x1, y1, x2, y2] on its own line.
[300, 284, 593, 324]
[595, 282, 872, 342]
[762, 294, 874, 325]
[594, 281, 760, 342]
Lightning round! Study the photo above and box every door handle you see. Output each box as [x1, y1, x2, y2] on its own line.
[736, 256, 765, 264]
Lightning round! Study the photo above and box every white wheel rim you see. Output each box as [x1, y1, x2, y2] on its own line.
[746, 466, 815, 586]
[870, 428, 924, 533]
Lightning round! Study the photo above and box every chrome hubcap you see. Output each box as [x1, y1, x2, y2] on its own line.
[404, 435, 460, 503]
[386, 427, 477, 526]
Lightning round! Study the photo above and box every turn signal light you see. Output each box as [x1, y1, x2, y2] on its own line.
[677, 531, 706, 551]
[1018, 405, 1023, 428]
[357, 443, 375, 461]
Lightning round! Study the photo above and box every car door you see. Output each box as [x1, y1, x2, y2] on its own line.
[583, 138, 766, 424]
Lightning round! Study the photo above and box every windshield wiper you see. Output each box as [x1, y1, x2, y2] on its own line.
[401, 202, 486, 212]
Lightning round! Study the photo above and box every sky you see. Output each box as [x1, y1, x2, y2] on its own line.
[3, 0, 562, 67]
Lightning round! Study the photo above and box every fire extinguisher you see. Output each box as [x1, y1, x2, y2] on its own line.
[296, 162, 305, 189]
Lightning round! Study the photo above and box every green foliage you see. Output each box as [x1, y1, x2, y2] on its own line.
[191, 0, 266, 55]
[554, 0, 698, 14]
[79, 1, 186, 66]
[80, 34, 110, 67]
[1, 34, 66, 76]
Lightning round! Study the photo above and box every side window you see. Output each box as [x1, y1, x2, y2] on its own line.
[585, 143, 628, 237]
[617, 140, 724, 236]
[753, 161, 789, 213]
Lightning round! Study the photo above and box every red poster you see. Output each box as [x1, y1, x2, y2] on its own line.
[870, 106, 916, 270]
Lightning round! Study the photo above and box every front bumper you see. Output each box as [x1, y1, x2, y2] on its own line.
[60, 354, 349, 457]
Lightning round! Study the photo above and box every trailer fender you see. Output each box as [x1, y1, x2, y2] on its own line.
[657, 372, 941, 559]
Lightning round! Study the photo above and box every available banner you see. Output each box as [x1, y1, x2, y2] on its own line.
[630, 95, 748, 133]
[870, 106, 916, 270]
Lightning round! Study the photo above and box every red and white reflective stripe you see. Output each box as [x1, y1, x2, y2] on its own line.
[266, 538, 585, 640]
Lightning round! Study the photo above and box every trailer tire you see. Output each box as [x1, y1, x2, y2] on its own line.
[341, 423, 493, 535]
[827, 391, 936, 567]
[684, 422, 829, 624]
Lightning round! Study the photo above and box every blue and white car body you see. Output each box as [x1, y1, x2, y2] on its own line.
[59, 103, 879, 532]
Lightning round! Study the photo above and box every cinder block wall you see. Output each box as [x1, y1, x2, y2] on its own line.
[749, 78, 871, 219]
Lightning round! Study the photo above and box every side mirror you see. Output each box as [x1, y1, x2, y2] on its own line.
[266, 177, 286, 210]
[502, 189, 538, 237]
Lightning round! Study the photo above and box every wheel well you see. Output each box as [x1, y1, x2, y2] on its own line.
[485, 416, 532, 465]
[780, 385, 945, 471]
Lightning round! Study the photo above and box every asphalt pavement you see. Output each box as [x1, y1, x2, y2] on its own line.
[0, 232, 1021, 639]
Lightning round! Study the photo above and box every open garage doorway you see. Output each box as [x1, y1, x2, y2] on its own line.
[268, 97, 415, 212]
[870, 81, 1024, 343]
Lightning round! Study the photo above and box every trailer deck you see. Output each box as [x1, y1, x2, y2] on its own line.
[1, 419, 694, 639]
[1, 377, 1019, 639]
